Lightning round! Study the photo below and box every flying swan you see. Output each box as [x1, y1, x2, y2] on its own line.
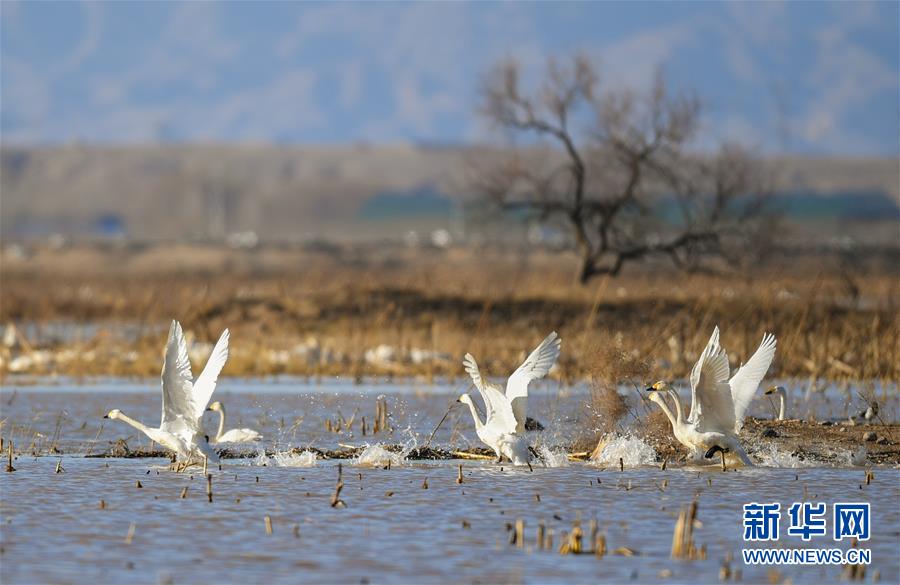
[646, 326, 777, 466]
[458, 332, 561, 465]
[105, 320, 229, 466]
[206, 401, 262, 444]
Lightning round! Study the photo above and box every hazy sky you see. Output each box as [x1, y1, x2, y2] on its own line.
[2, 1, 897, 155]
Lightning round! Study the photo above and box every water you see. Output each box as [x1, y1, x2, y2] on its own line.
[1, 380, 898, 584]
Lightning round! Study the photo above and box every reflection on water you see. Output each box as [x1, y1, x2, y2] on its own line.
[0, 381, 898, 583]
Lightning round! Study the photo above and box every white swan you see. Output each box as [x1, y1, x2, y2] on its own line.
[104, 320, 229, 464]
[459, 354, 535, 466]
[646, 326, 777, 466]
[464, 331, 561, 433]
[206, 401, 262, 444]
[764, 385, 787, 420]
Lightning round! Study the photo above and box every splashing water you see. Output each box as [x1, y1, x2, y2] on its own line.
[355, 427, 418, 466]
[537, 445, 570, 468]
[591, 433, 656, 467]
[252, 448, 317, 467]
[752, 443, 868, 468]
[272, 450, 317, 467]
[355, 444, 405, 466]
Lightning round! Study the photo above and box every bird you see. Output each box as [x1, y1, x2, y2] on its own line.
[764, 385, 787, 420]
[464, 331, 561, 434]
[206, 401, 262, 444]
[457, 388, 530, 466]
[646, 326, 777, 466]
[104, 320, 229, 466]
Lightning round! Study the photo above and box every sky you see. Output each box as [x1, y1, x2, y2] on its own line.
[1, 1, 898, 155]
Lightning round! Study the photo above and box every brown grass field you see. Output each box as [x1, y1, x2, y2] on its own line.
[1, 242, 897, 385]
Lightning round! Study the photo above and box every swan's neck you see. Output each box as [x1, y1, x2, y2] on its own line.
[653, 395, 679, 431]
[462, 399, 485, 431]
[214, 407, 226, 440]
[778, 393, 786, 421]
[666, 389, 684, 425]
[114, 412, 153, 436]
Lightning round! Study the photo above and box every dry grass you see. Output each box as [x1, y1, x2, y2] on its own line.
[1, 243, 898, 384]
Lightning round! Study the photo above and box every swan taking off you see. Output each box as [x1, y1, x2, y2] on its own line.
[104, 320, 229, 465]
[646, 326, 777, 466]
[206, 401, 262, 444]
[764, 385, 787, 420]
[456, 333, 559, 465]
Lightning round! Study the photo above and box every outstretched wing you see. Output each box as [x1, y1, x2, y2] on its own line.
[482, 385, 519, 435]
[689, 327, 724, 423]
[463, 353, 494, 421]
[160, 320, 195, 434]
[689, 327, 734, 433]
[190, 328, 230, 421]
[728, 332, 777, 433]
[506, 331, 561, 432]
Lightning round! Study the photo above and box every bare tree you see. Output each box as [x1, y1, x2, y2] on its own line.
[470, 53, 775, 283]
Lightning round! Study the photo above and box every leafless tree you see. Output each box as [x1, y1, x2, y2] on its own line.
[470, 53, 775, 283]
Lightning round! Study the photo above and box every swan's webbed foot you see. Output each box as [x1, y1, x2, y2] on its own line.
[704, 445, 728, 459]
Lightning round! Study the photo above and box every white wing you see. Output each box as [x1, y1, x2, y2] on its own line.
[190, 328, 230, 422]
[160, 320, 195, 436]
[689, 326, 723, 423]
[482, 384, 519, 435]
[728, 332, 777, 433]
[505, 331, 561, 432]
[689, 327, 734, 433]
[463, 353, 494, 421]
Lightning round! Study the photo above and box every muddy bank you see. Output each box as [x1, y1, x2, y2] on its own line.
[640, 418, 900, 466]
[21, 419, 900, 466]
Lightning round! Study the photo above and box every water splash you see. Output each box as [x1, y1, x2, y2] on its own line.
[536, 445, 570, 468]
[752, 443, 868, 468]
[253, 447, 317, 467]
[752, 443, 819, 468]
[355, 426, 418, 466]
[253, 447, 270, 466]
[355, 444, 405, 466]
[271, 450, 317, 467]
[590, 433, 656, 467]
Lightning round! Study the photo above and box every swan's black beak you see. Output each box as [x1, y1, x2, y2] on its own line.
[705, 445, 728, 459]
[102, 414, 109, 419]
[455, 398, 461, 403]
[205, 407, 212, 411]
[644, 386, 655, 393]
[204, 435, 210, 443]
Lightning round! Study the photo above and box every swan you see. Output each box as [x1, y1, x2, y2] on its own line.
[104, 320, 229, 465]
[646, 326, 777, 466]
[459, 354, 536, 465]
[206, 401, 262, 444]
[464, 331, 561, 433]
[764, 385, 787, 420]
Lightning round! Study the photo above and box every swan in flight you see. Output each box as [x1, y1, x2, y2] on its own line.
[646, 326, 777, 466]
[105, 320, 229, 465]
[206, 401, 262, 444]
[764, 385, 787, 420]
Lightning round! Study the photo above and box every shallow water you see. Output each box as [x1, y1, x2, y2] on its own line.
[2, 458, 898, 584]
[1, 380, 898, 584]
